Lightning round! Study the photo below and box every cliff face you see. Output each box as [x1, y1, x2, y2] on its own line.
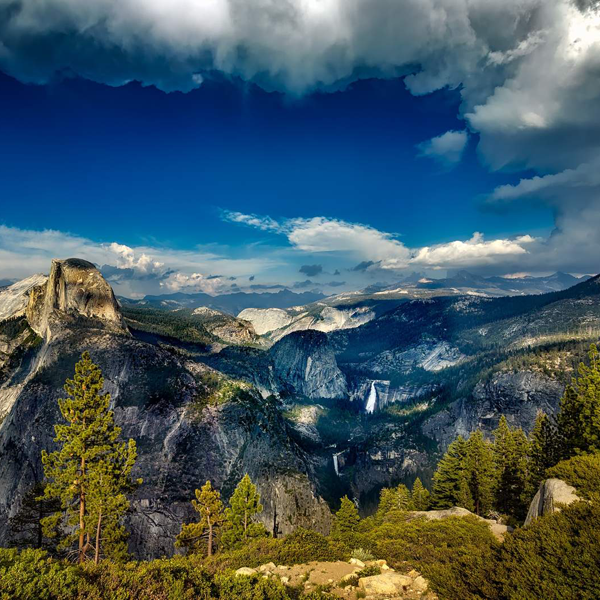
[26, 258, 127, 340]
[0, 260, 332, 558]
[270, 330, 348, 399]
[421, 371, 564, 449]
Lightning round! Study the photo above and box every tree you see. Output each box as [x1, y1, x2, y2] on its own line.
[40, 352, 138, 563]
[465, 430, 496, 516]
[411, 478, 431, 511]
[493, 417, 530, 518]
[7, 483, 60, 551]
[332, 496, 360, 536]
[176, 481, 225, 556]
[557, 344, 600, 457]
[221, 474, 266, 549]
[527, 411, 559, 498]
[432, 436, 470, 509]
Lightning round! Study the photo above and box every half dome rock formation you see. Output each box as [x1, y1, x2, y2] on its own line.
[25, 258, 127, 340]
[270, 330, 347, 399]
[524, 478, 582, 525]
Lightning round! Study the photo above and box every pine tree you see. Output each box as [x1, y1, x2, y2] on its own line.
[221, 474, 266, 549]
[395, 484, 414, 511]
[493, 417, 530, 518]
[7, 483, 60, 551]
[333, 495, 360, 535]
[376, 487, 397, 520]
[557, 344, 600, 457]
[411, 477, 431, 511]
[176, 481, 225, 556]
[40, 352, 138, 563]
[528, 411, 559, 495]
[432, 436, 469, 509]
[465, 430, 496, 516]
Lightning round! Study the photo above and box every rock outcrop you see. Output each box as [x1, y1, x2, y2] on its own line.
[407, 506, 511, 541]
[524, 478, 582, 525]
[26, 258, 127, 340]
[270, 330, 347, 399]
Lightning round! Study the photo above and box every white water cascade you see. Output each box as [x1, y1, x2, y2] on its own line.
[365, 381, 377, 413]
[333, 453, 340, 476]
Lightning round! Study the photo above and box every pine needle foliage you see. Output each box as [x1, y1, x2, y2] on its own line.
[40, 351, 138, 563]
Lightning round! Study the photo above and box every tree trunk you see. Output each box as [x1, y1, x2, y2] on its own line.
[207, 521, 213, 557]
[78, 456, 86, 563]
[94, 511, 102, 565]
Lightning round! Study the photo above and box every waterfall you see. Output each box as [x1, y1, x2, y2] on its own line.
[365, 381, 377, 413]
[333, 453, 339, 476]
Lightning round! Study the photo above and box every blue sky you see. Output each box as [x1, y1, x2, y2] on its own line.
[1, 0, 599, 296]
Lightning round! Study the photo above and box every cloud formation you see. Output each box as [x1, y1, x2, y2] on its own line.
[223, 211, 544, 272]
[417, 130, 468, 167]
[299, 264, 323, 277]
[0, 224, 278, 297]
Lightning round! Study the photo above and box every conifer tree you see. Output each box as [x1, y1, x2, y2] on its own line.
[7, 483, 60, 551]
[40, 352, 138, 563]
[411, 477, 431, 511]
[176, 481, 225, 556]
[528, 411, 559, 495]
[333, 495, 360, 535]
[432, 436, 469, 509]
[221, 474, 266, 549]
[376, 487, 397, 520]
[493, 417, 530, 518]
[465, 430, 496, 516]
[557, 344, 600, 457]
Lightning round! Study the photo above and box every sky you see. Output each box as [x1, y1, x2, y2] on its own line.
[0, 0, 599, 298]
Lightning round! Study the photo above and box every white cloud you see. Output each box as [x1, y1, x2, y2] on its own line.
[223, 212, 547, 272]
[411, 232, 537, 269]
[417, 130, 468, 166]
[223, 212, 411, 269]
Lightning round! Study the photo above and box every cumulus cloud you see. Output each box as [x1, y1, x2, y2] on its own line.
[299, 264, 323, 277]
[417, 130, 468, 166]
[411, 232, 537, 269]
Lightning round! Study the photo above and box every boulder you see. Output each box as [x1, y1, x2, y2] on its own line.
[235, 567, 258, 576]
[358, 572, 413, 595]
[525, 478, 581, 525]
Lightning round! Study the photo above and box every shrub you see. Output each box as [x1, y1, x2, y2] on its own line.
[350, 548, 375, 562]
[274, 529, 349, 565]
[546, 452, 600, 499]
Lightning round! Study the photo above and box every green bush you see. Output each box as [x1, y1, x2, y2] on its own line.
[494, 497, 600, 600]
[274, 529, 349, 565]
[546, 452, 600, 498]
[215, 572, 289, 599]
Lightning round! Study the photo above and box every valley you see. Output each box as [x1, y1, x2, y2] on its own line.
[1, 258, 599, 559]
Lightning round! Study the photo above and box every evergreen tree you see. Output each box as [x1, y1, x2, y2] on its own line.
[221, 474, 266, 549]
[411, 477, 431, 511]
[432, 436, 469, 509]
[465, 430, 496, 516]
[332, 496, 360, 535]
[557, 344, 600, 457]
[493, 417, 530, 518]
[7, 483, 60, 551]
[376, 487, 397, 520]
[40, 352, 138, 563]
[176, 481, 225, 556]
[528, 411, 559, 495]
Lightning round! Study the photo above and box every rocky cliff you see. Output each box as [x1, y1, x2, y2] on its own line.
[270, 330, 348, 399]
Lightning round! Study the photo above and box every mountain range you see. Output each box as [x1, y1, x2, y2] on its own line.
[1, 259, 599, 558]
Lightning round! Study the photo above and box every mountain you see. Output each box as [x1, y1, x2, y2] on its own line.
[1, 259, 599, 558]
[122, 288, 325, 315]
